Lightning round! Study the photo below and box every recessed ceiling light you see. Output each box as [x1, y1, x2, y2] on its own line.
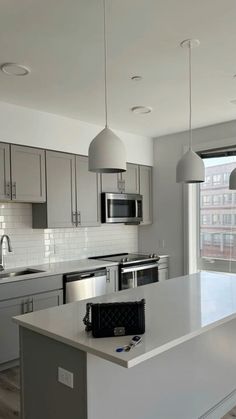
[130, 106, 152, 114]
[0, 63, 31, 76]
[131, 75, 143, 82]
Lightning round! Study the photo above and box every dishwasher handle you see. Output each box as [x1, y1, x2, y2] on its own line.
[64, 269, 107, 283]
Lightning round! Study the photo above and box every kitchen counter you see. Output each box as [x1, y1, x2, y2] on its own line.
[0, 258, 118, 285]
[15, 270, 236, 419]
[14, 270, 236, 368]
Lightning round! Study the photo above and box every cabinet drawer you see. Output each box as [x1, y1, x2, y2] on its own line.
[0, 275, 63, 301]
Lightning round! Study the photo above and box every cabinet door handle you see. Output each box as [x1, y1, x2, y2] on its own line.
[12, 182, 16, 199]
[77, 211, 81, 225]
[5, 182, 11, 199]
[28, 299, 34, 313]
[21, 301, 28, 314]
[72, 212, 77, 226]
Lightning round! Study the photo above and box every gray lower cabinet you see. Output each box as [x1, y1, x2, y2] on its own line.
[139, 165, 152, 225]
[0, 289, 63, 366]
[0, 143, 11, 201]
[75, 156, 101, 227]
[33, 153, 101, 228]
[11, 145, 46, 202]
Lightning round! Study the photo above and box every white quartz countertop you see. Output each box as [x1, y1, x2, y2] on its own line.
[14, 271, 236, 368]
[0, 259, 118, 284]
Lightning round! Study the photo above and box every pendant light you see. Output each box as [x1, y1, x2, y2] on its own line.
[176, 39, 205, 183]
[88, 0, 126, 173]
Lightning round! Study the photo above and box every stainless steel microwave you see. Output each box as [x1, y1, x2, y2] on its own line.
[101, 193, 143, 224]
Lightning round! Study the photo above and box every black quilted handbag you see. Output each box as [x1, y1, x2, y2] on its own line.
[83, 299, 145, 338]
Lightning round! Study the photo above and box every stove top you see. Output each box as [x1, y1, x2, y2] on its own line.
[90, 253, 159, 265]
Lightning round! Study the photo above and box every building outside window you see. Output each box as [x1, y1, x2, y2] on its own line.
[212, 174, 222, 185]
[222, 214, 232, 225]
[212, 195, 222, 205]
[223, 193, 233, 205]
[199, 156, 236, 262]
[202, 195, 212, 206]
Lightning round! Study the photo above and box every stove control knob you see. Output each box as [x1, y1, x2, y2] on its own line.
[121, 257, 128, 263]
[149, 253, 158, 258]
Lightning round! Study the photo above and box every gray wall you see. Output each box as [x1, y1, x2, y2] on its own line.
[138, 119, 236, 278]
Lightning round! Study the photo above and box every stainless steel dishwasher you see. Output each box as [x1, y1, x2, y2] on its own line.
[63, 268, 108, 303]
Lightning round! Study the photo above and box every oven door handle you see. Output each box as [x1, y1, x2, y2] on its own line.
[121, 263, 158, 274]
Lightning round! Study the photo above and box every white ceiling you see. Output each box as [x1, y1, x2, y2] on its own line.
[0, 0, 236, 138]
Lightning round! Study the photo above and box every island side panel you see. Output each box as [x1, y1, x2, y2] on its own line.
[87, 318, 236, 419]
[20, 327, 87, 419]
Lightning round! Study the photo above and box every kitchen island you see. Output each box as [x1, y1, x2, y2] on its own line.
[14, 271, 236, 419]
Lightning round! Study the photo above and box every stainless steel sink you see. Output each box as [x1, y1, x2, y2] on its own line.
[0, 268, 45, 280]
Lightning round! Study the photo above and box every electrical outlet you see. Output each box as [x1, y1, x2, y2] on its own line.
[58, 367, 74, 389]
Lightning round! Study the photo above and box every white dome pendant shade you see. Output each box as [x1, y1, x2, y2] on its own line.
[176, 149, 205, 183]
[176, 39, 205, 183]
[88, 0, 126, 173]
[88, 126, 126, 173]
[229, 168, 236, 190]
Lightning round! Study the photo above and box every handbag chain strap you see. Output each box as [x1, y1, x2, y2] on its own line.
[83, 303, 93, 332]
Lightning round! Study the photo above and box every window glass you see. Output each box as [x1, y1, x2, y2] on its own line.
[199, 156, 236, 260]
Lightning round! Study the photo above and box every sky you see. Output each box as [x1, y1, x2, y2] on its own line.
[204, 156, 236, 167]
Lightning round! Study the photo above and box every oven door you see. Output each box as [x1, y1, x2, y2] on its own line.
[120, 262, 158, 290]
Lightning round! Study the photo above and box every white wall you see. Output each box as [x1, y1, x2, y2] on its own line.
[0, 101, 153, 165]
[138, 119, 236, 278]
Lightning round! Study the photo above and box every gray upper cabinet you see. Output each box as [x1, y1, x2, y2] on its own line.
[101, 173, 121, 193]
[0, 143, 11, 201]
[76, 156, 101, 227]
[139, 165, 152, 225]
[101, 164, 139, 194]
[0, 142, 46, 203]
[122, 163, 139, 194]
[46, 151, 76, 228]
[33, 153, 100, 228]
[33, 151, 76, 228]
[11, 145, 46, 202]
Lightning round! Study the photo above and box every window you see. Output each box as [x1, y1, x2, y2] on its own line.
[198, 154, 236, 264]
[212, 195, 222, 205]
[212, 174, 222, 185]
[222, 214, 232, 225]
[212, 233, 221, 246]
[223, 172, 230, 184]
[224, 234, 234, 247]
[223, 193, 233, 205]
[212, 214, 221, 225]
[201, 214, 211, 225]
[202, 195, 212, 206]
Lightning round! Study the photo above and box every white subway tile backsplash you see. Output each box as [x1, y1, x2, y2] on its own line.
[0, 203, 138, 269]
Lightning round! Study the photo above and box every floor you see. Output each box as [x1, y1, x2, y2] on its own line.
[0, 368, 20, 419]
[0, 366, 235, 419]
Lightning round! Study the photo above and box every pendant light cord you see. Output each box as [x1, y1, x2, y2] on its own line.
[103, 0, 108, 128]
[188, 42, 192, 150]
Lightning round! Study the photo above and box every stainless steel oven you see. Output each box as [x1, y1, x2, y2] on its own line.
[120, 262, 159, 290]
[101, 193, 143, 224]
[90, 253, 159, 290]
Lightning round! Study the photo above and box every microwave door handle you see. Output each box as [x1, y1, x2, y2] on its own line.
[135, 200, 138, 218]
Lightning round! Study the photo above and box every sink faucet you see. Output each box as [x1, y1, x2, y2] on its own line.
[0, 235, 13, 271]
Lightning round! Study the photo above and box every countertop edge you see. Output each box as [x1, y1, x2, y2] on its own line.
[13, 309, 236, 369]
